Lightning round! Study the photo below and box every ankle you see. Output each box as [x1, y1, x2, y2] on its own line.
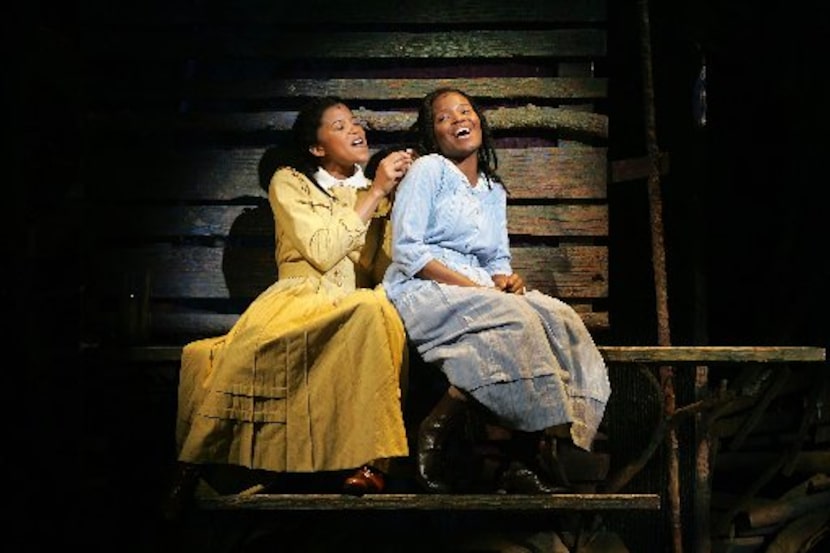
[447, 385, 467, 401]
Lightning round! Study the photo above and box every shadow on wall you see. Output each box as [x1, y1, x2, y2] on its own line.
[219, 145, 303, 302]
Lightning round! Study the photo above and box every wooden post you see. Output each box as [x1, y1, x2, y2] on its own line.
[636, 1, 683, 551]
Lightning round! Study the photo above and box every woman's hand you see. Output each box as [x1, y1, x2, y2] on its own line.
[355, 149, 415, 223]
[371, 149, 414, 196]
[493, 273, 526, 294]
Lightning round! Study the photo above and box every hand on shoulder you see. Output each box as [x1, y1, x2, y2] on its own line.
[371, 148, 416, 196]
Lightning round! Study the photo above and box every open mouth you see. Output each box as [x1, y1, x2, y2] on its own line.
[455, 127, 471, 138]
[351, 137, 365, 146]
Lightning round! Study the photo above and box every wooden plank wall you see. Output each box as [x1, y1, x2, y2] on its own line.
[78, 0, 611, 346]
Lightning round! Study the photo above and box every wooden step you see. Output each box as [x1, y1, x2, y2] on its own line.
[196, 492, 661, 512]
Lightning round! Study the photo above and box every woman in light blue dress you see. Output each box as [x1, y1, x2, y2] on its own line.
[383, 88, 611, 493]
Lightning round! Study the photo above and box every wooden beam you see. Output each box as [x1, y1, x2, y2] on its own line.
[81, 29, 607, 61]
[85, 106, 609, 139]
[93, 77, 607, 103]
[80, 0, 607, 26]
[91, 205, 608, 239]
[610, 152, 670, 183]
[600, 346, 826, 364]
[196, 492, 660, 512]
[84, 345, 827, 364]
[82, 146, 608, 202]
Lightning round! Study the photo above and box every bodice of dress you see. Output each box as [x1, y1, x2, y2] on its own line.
[269, 167, 374, 292]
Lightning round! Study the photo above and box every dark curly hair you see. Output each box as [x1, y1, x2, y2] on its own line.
[411, 87, 503, 187]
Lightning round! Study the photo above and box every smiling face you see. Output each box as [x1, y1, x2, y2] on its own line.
[430, 91, 482, 162]
[309, 103, 369, 179]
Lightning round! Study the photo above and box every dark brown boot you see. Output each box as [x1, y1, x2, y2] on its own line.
[539, 435, 610, 492]
[417, 391, 468, 493]
[493, 431, 568, 494]
[496, 460, 566, 494]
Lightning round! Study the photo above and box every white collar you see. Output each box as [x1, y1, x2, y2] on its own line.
[313, 164, 370, 191]
[440, 154, 491, 189]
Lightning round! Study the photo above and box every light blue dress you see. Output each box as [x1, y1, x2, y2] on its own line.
[383, 154, 611, 450]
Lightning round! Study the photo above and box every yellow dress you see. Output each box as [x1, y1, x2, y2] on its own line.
[176, 166, 408, 472]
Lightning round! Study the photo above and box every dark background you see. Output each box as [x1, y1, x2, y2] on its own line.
[606, 0, 828, 350]
[7, 0, 828, 550]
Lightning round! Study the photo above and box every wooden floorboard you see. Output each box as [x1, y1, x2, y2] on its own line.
[197, 492, 661, 511]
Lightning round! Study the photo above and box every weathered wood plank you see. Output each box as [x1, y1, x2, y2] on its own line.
[88, 245, 276, 299]
[570, 304, 608, 331]
[139, 311, 240, 340]
[88, 245, 608, 300]
[87, 345, 827, 365]
[81, 30, 607, 61]
[511, 245, 608, 298]
[84, 106, 609, 139]
[92, 77, 607, 103]
[88, 301, 608, 344]
[92, 205, 270, 239]
[611, 152, 671, 183]
[601, 346, 826, 364]
[82, 147, 608, 201]
[90, 204, 607, 239]
[357, 106, 609, 137]
[501, 147, 608, 200]
[80, 0, 607, 26]
[508, 205, 608, 237]
[195, 493, 659, 512]
[104, 306, 603, 341]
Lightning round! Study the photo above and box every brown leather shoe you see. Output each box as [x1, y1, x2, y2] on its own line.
[342, 465, 386, 496]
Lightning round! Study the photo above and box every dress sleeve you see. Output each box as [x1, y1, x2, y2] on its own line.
[390, 156, 440, 278]
[485, 183, 513, 276]
[354, 190, 393, 288]
[269, 167, 369, 273]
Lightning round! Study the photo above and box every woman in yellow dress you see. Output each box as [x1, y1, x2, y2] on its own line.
[166, 97, 414, 514]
